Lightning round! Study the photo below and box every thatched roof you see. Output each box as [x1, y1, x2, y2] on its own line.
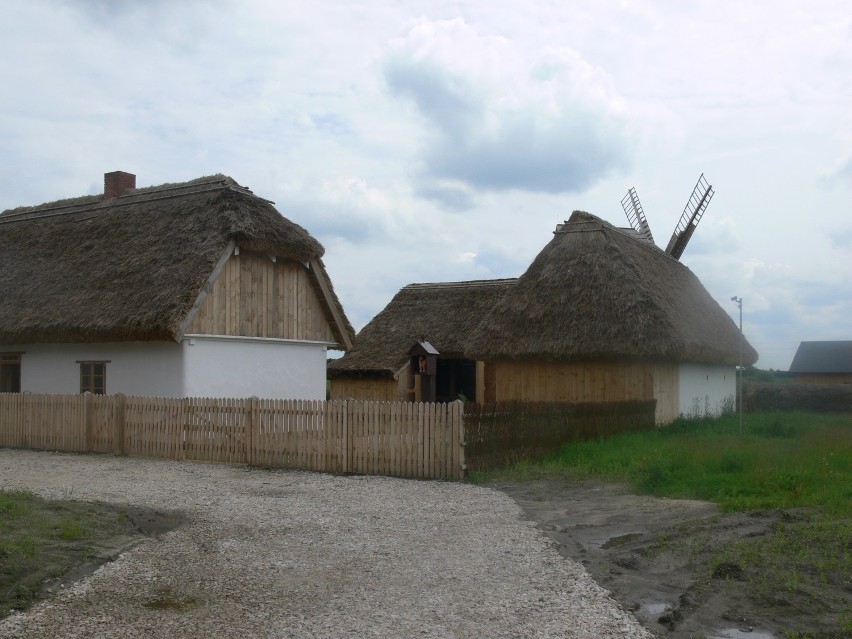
[328, 279, 516, 378]
[465, 211, 758, 365]
[0, 174, 353, 346]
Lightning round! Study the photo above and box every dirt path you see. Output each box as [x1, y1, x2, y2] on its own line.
[491, 478, 836, 639]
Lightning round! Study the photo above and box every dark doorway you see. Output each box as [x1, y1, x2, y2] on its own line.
[1, 354, 21, 393]
[436, 358, 476, 403]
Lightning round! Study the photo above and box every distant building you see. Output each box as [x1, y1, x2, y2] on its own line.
[789, 341, 852, 384]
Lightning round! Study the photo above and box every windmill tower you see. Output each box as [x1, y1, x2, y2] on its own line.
[620, 174, 714, 261]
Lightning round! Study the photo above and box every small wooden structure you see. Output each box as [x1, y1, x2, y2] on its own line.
[409, 340, 438, 402]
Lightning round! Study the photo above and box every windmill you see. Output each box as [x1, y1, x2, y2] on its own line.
[620, 173, 714, 261]
[620, 187, 654, 243]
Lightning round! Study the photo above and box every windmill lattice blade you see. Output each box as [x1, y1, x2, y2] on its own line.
[665, 174, 714, 260]
[620, 187, 654, 243]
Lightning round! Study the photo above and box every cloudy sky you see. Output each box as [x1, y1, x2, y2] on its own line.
[2, 1, 849, 370]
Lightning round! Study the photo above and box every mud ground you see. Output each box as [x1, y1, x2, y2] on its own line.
[1, 500, 183, 618]
[492, 478, 844, 639]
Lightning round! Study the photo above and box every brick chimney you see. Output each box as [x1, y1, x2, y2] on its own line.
[103, 171, 136, 199]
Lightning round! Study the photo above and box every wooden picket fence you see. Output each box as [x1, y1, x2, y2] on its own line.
[0, 393, 465, 480]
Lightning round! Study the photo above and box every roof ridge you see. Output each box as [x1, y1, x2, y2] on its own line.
[404, 278, 518, 290]
[557, 212, 675, 261]
[0, 175, 256, 224]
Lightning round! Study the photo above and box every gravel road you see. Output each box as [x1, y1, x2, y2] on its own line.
[0, 450, 649, 638]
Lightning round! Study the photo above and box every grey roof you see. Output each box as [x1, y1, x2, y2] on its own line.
[789, 341, 852, 373]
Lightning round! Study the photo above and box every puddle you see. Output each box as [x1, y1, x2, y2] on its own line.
[643, 602, 670, 616]
[710, 629, 775, 639]
[142, 587, 201, 612]
[601, 532, 644, 549]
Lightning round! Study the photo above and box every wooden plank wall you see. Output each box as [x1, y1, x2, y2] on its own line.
[490, 361, 654, 403]
[188, 252, 336, 343]
[464, 399, 657, 471]
[490, 360, 680, 424]
[0, 394, 465, 480]
[329, 364, 412, 402]
[328, 378, 398, 402]
[651, 362, 679, 424]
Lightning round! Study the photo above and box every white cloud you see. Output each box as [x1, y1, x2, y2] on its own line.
[1, 1, 850, 371]
[823, 154, 852, 187]
[383, 18, 636, 203]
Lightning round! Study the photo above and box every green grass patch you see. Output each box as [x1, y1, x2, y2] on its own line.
[0, 490, 135, 618]
[475, 411, 852, 516]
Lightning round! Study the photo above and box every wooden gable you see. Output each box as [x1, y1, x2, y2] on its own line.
[186, 250, 337, 343]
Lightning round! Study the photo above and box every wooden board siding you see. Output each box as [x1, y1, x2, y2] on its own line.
[330, 366, 412, 402]
[329, 378, 398, 402]
[652, 362, 679, 424]
[490, 361, 653, 403]
[332, 361, 680, 423]
[490, 360, 680, 424]
[188, 252, 336, 343]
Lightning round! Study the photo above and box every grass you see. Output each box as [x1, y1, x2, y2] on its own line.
[473, 410, 852, 636]
[0, 489, 134, 618]
[474, 411, 852, 516]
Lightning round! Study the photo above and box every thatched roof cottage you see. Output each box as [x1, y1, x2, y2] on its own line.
[329, 279, 515, 402]
[331, 210, 757, 423]
[0, 171, 353, 399]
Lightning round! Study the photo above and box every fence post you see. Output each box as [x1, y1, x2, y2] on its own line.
[342, 400, 350, 474]
[247, 396, 258, 466]
[18, 394, 27, 449]
[114, 394, 126, 456]
[456, 401, 466, 480]
[84, 392, 93, 453]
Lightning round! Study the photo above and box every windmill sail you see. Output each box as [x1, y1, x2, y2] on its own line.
[665, 174, 714, 260]
[621, 187, 654, 243]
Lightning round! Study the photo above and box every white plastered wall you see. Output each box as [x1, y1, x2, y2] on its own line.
[8, 342, 185, 396]
[678, 363, 736, 418]
[181, 335, 329, 400]
[5, 337, 330, 400]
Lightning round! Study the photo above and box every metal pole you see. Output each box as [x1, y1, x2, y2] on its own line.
[730, 296, 743, 434]
[738, 300, 743, 435]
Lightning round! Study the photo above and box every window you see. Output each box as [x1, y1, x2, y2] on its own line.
[1, 353, 22, 393]
[79, 361, 108, 394]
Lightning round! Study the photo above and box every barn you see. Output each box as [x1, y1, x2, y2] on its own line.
[788, 341, 852, 384]
[0, 172, 353, 399]
[331, 210, 757, 423]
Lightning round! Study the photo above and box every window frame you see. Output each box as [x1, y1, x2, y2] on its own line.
[77, 360, 109, 395]
[0, 352, 22, 393]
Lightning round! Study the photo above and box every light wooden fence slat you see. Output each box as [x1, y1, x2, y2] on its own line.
[0, 394, 465, 480]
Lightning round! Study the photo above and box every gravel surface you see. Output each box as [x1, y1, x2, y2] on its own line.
[0, 450, 650, 638]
